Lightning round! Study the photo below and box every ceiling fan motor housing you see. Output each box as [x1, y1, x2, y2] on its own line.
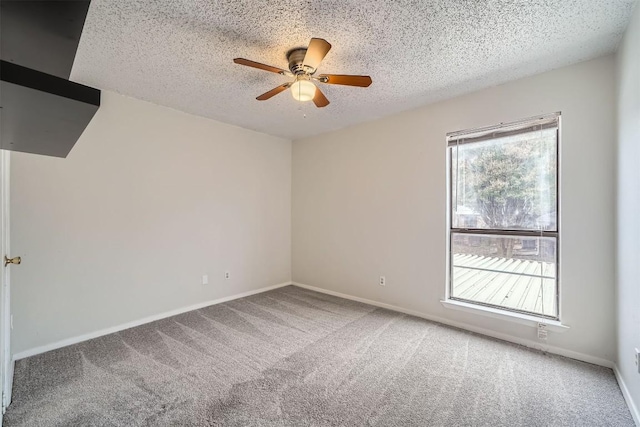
[287, 48, 315, 75]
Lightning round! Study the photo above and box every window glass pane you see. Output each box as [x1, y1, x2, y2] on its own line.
[451, 128, 557, 231]
[451, 233, 557, 317]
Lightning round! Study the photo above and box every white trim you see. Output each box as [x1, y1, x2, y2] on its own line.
[9, 280, 629, 418]
[2, 359, 12, 416]
[440, 299, 569, 332]
[292, 282, 612, 368]
[614, 364, 640, 426]
[12, 281, 292, 361]
[1, 150, 11, 416]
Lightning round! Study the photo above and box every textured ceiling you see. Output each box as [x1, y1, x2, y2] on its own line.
[71, 0, 637, 140]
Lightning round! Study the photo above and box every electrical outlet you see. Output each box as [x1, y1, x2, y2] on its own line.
[225, 271, 230, 280]
[537, 323, 547, 341]
[202, 275, 208, 285]
[379, 276, 386, 286]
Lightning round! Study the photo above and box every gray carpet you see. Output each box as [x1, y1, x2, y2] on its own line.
[3, 285, 634, 426]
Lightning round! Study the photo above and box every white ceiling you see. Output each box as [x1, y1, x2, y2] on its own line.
[71, 0, 637, 140]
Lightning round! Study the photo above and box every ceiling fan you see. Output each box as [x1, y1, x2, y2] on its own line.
[233, 38, 372, 108]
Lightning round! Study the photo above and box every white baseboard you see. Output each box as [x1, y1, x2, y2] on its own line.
[14, 280, 614, 369]
[10, 280, 632, 421]
[291, 282, 613, 369]
[13, 282, 292, 361]
[614, 364, 640, 426]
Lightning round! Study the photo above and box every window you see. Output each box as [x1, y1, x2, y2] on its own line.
[447, 113, 560, 320]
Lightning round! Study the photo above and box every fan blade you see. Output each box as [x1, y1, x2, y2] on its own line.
[303, 38, 332, 71]
[256, 83, 291, 101]
[318, 74, 372, 87]
[234, 58, 289, 75]
[312, 86, 330, 108]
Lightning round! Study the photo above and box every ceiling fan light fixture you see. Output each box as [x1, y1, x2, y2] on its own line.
[290, 79, 316, 102]
[234, 38, 371, 108]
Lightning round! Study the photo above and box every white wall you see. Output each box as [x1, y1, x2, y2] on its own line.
[293, 55, 617, 363]
[10, 91, 291, 355]
[616, 1, 640, 421]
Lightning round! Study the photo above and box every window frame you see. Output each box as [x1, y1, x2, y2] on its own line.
[446, 114, 561, 321]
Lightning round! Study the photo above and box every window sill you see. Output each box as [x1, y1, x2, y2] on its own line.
[440, 299, 569, 332]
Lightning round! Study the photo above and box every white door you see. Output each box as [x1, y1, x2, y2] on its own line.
[0, 150, 12, 416]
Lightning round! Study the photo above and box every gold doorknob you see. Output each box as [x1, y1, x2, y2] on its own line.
[4, 256, 21, 267]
